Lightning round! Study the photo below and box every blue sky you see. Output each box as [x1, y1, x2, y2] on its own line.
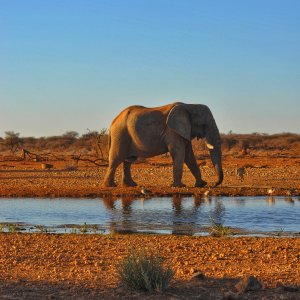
[1, 0, 299, 137]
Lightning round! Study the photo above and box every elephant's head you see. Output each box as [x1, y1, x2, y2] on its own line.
[167, 103, 223, 187]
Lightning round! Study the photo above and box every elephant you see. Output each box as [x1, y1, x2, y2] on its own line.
[103, 102, 223, 188]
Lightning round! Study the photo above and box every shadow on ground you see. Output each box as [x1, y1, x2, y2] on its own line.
[1, 276, 299, 300]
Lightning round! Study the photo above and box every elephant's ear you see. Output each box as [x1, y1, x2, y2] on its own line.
[166, 104, 191, 140]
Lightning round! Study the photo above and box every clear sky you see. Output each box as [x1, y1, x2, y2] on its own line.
[1, 0, 299, 137]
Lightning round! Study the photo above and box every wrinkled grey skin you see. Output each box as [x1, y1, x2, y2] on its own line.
[103, 102, 223, 187]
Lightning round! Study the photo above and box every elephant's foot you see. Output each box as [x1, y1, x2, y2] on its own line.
[194, 180, 207, 188]
[103, 180, 117, 187]
[122, 179, 138, 187]
[171, 182, 186, 188]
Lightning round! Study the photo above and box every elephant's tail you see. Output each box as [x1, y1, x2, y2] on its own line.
[107, 132, 111, 152]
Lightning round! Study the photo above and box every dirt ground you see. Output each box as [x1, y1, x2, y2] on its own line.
[0, 153, 299, 198]
[0, 234, 299, 299]
[0, 153, 300, 299]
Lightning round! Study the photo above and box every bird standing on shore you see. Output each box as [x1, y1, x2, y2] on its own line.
[204, 188, 212, 197]
[286, 189, 296, 197]
[140, 186, 151, 197]
[267, 187, 275, 196]
[236, 167, 245, 181]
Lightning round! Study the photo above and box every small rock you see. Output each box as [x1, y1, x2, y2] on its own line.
[41, 163, 53, 170]
[235, 276, 262, 293]
[223, 291, 239, 300]
[276, 285, 299, 293]
[191, 271, 206, 280]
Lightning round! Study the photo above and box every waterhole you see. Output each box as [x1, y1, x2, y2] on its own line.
[0, 196, 299, 236]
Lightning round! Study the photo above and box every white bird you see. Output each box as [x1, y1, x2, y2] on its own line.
[140, 186, 151, 197]
[204, 188, 212, 197]
[286, 189, 295, 197]
[267, 187, 275, 195]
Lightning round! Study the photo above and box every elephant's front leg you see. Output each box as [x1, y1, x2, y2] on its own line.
[122, 161, 137, 187]
[185, 142, 207, 187]
[168, 140, 186, 187]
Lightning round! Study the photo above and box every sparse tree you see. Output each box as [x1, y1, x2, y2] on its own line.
[82, 128, 108, 160]
[62, 131, 79, 139]
[5, 131, 22, 154]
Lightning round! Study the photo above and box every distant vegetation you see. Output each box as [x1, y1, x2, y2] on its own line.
[0, 131, 299, 163]
[220, 132, 300, 156]
[0, 129, 109, 165]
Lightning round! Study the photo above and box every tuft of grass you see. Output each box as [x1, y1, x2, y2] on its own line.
[209, 220, 232, 237]
[70, 227, 78, 234]
[275, 228, 285, 237]
[118, 249, 174, 292]
[36, 225, 49, 233]
[80, 222, 89, 234]
[8, 223, 17, 233]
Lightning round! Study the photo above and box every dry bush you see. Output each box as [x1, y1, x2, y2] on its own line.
[3, 131, 22, 154]
[221, 133, 300, 154]
[118, 249, 174, 292]
[1, 131, 299, 161]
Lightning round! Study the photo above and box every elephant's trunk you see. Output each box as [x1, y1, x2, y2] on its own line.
[206, 115, 223, 187]
[210, 146, 223, 187]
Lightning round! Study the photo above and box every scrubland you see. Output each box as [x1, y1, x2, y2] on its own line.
[0, 132, 299, 299]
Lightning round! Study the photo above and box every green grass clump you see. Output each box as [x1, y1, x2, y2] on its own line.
[8, 223, 17, 233]
[209, 220, 232, 237]
[118, 249, 174, 292]
[80, 222, 89, 234]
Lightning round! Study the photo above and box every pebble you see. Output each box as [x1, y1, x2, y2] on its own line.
[235, 276, 263, 293]
[275, 285, 299, 293]
[190, 271, 206, 280]
[223, 291, 239, 300]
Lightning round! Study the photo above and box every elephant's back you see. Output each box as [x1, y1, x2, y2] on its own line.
[110, 105, 145, 127]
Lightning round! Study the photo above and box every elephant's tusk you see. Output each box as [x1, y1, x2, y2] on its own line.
[206, 143, 214, 150]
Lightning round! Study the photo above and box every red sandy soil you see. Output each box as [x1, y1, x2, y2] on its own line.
[0, 234, 299, 299]
[0, 154, 299, 198]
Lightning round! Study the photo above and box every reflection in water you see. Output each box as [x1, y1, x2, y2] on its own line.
[267, 196, 275, 205]
[121, 195, 135, 213]
[0, 197, 299, 235]
[193, 196, 202, 209]
[172, 195, 184, 234]
[172, 195, 183, 213]
[102, 196, 115, 210]
[234, 198, 246, 206]
[210, 200, 225, 225]
[107, 195, 138, 234]
[284, 197, 295, 204]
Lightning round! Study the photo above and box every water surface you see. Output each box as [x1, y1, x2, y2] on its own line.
[0, 196, 299, 236]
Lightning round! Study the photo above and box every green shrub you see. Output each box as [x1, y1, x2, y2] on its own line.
[118, 249, 174, 292]
[209, 220, 232, 237]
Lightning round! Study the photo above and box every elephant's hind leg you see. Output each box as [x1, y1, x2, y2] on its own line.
[103, 158, 122, 187]
[122, 161, 138, 187]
